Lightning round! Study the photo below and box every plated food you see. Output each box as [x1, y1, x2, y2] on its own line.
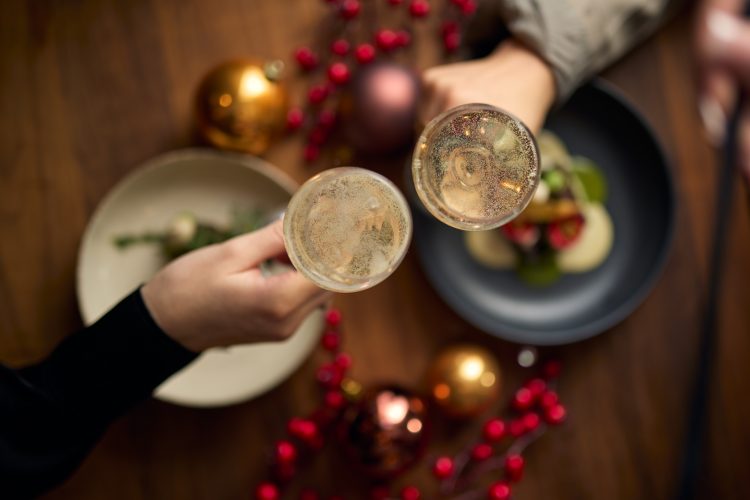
[77, 149, 323, 407]
[114, 208, 265, 259]
[465, 131, 614, 285]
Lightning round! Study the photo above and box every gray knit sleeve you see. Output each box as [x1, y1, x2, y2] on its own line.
[493, 0, 673, 101]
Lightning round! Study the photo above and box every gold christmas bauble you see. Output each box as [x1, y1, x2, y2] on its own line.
[426, 344, 502, 418]
[195, 60, 287, 155]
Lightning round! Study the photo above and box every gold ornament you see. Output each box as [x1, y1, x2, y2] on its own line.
[195, 60, 288, 155]
[426, 344, 502, 418]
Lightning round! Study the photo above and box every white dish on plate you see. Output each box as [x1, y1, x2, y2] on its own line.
[76, 148, 323, 407]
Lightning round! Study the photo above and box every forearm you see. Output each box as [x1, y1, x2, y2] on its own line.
[493, 0, 680, 101]
[0, 288, 197, 498]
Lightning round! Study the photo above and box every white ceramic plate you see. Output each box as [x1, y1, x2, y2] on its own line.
[76, 149, 323, 407]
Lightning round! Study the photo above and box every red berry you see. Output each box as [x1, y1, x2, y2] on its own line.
[287, 418, 319, 442]
[326, 308, 342, 326]
[309, 127, 329, 146]
[318, 109, 337, 128]
[513, 387, 534, 411]
[545, 404, 567, 425]
[432, 456, 454, 479]
[321, 332, 339, 351]
[504, 454, 525, 481]
[295, 47, 319, 71]
[400, 486, 420, 500]
[487, 481, 511, 500]
[331, 39, 350, 56]
[444, 31, 461, 52]
[522, 412, 541, 433]
[275, 440, 297, 464]
[304, 144, 320, 163]
[441, 20, 459, 36]
[471, 443, 493, 462]
[256, 482, 279, 500]
[525, 378, 547, 397]
[370, 487, 389, 500]
[328, 62, 351, 85]
[375, 29, 398, 51]
[354, 43, 376, 64]
[460, 0, 477, 15]
[483, 418, 506, 442]
[395, 30, 411, 47]
[543, 360, 562, 379]
[409, 0, 430, 17]
[308, 84, 329, 105]
[340, 0, 361, 19]
[300, 489, 320, 500]
[317, 363, 343, 388]
[286, 107, 304, 130]
[539, 390, 559, 409]
[335, 353, 352, 370]
[325, 390, 345, 409]
[508, 418, 526, 437]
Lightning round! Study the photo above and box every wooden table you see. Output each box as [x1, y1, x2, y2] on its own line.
[2, 1, 749, 498]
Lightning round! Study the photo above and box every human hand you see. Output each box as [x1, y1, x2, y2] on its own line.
[141, 219, 332, 352]
[696, 0, 750, 179]
[419, 38, 557, 133]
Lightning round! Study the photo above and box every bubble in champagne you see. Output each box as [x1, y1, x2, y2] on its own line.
[412, 103, 540, 230]
[284, 167, 412, 292]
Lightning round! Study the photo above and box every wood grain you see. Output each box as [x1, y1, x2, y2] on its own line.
[1, 1, 748, 498]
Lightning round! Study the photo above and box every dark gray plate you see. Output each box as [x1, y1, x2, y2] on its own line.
[413, 80, 676, 345]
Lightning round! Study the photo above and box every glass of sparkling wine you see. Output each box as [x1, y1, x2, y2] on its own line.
[283, 167, 412, 292]
[412, 103, 540, 230]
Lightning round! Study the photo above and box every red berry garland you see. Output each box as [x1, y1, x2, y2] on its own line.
[251, 306, 568, 498]
[288, 0, 477, 163]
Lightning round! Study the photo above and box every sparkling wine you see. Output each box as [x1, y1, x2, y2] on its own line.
[412, 103, 540, 230]
[284, 167, 412, 292]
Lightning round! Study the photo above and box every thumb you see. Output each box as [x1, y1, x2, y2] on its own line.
[705, 9, 750, 82]
[223, 219, 288, 270]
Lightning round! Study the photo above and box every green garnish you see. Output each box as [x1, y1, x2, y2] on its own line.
[517, 251, 561, 286]
[572, 156, 607, 203]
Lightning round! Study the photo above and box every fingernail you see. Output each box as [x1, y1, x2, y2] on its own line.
[706, 9, 741, 49]
[699, 95, 726, 146]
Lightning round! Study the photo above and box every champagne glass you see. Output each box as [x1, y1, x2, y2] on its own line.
[283, 167, 412, 292]
[412, 103, 540, 230]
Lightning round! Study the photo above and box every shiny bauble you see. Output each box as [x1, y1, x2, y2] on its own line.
[427, 345, 502, 418]
[338, 385, 429, 479]
[340, 62, 419, 154]
[195, 60, 287, 154]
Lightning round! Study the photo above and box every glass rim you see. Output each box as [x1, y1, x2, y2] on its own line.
[283, 166, 413, 293]
[412, 102, 541, 231]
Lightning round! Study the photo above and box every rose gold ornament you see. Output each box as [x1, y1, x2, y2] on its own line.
[338, 385, 429, 478]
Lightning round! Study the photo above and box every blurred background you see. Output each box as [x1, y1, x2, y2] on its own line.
[1, 0, 750, 498]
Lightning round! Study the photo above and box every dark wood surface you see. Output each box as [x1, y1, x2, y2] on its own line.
[2, 1, 749, 498]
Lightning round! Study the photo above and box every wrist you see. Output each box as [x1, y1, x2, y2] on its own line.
[490, 39, 557, 121]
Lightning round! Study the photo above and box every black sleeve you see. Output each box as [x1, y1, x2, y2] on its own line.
[0, 288, 198, 499]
